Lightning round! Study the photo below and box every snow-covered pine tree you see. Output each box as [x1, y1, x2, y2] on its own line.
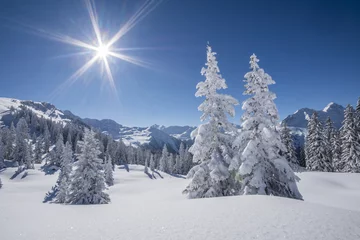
[43, 123, 51, 153]
[233, 54, 302, 199]
[13, 118, 30, 166]
[0, 135, 5, 169]
[324, 117, 335, 164]
[149, 153, 155, 171]
[55, 142, 73, 203]
[183, 45, 239, 199]
[175, 154, 181, 174]
[104, 155, 114, 187]
[5, 123, 16, 159]
[54, 133, 64, 166]
[144, 155, 149, 173]
[67, 129, 110, 204]
[168, 154, 176, 174]
[280, 123, 299, 170]
[305, 112, 333, 172]
[159, 145, 169, 173]
[356, 97, 360, 144]
[24, 142, 34, 169]
[34, 139, 43, 164]
[332, 130, 342, 171]
[340, 105, 360, 172]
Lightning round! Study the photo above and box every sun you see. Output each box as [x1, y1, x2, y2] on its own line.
[97, 44, 109, 58]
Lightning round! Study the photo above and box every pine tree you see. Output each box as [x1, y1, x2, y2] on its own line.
[233, 54, 302, 199]
[144, 155, 149, 173]
[67, 129, 110, 204]
[55, 142, 73, 203]
[324, 117, 335, 164]
[184, 45, 239, 199]
[340, 105, 360, 172]
[280, 124, 299, 170]
[43, 123, 51, 153]
[104, 155, 114, 187]
[168, 154, 176, 174]
[159, 145, 169, 173]
[13, 118, 30, 166]
[34, 139, 43, 164]
[24, 142, 34, 169]
[149, 154, 155, 171]
[5, 123, 16, 159]
[54, 133, 64, 166]
[0, 135, 5, 169]
[305, 112, 333, 172]
[332, 130, 342, 171]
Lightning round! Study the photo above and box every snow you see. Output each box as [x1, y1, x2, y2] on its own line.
[323, 102, 335, 112]
[1, 165, 360, 240]
[0, 97, 70, 125]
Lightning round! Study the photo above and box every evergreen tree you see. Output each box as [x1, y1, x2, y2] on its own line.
[184, 45, 239, 198]
[149, 153, 156, 171]
[332, 130, 343, 171]
[5, 123, 16, 159]
[54, 133, 64, 166]
[25, 142, 34, 169]
[104, 155, 114, 187]
[55, 142, 73, 203]
[305, 112, 333, 172]
[43, 123, 51, 153]
[233, 54, 302, 199]
[144, 155, 149, 173]
[324, 117, 335, 164]
[0, 136, 5, 169]
[175, 154, 181, 174]
[67, 129, 110, 204]
[340, 105, 360, 172]
[34, 139, 43, 164]
[159, 145, 169, 173]
[281, 124, 299, 170]
[13, 118, 30, 166]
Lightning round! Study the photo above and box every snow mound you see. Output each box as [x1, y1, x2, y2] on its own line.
[1, 166, 360, 240]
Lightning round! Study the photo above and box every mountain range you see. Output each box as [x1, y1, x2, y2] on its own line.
[0, 97, 347, 152]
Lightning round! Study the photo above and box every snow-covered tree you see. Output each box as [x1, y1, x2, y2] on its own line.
[340, 105, 360, 172]
[144, 155, 149, 173]
[55, 142, 73, 203]
[24, 142, 34, 169]
[332, 130, 342, 171]
[34, 139, 43, 164]
[43, 123, 51, 153]
[67, 129, 110, 204]
[306, 112, 333, 172]
[104, 155, 114, 187]
[168, 154, 176, 174]
[281, 124, 299, 170]
[13, 118, 30, 166]
[183, 45, 239, 199]
[5, 123, 16, 159]
[159, 145, 169, 173]
[324, 117, 335, 163]
[233, 54, 302, 199]
[149, 154, 156, 171]
[0, 136, 5, 169]
[54, 133, 64, 166]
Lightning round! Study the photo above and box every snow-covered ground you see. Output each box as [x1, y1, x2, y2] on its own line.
[1, 165, 360, 240]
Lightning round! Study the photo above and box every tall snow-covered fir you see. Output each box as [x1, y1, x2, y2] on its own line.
[340, 105, 360, 172]
[55, 142, 73, 203]
[280, 124, 299, 170]
[67, 129, 110, 204]
[183, 45, 239, 199]
[233, 54, 302, 200]
[305, 112, 333, 172]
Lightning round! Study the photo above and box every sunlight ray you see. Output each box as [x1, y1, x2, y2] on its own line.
[108, 52, 152, 69]
[85, 0, 103, 46]
[106, 0, 163, 47]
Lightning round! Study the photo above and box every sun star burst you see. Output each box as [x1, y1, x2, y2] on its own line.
[30, 0, 163, 97]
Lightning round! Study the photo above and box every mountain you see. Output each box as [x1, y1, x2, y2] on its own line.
[81, 119, 186, 153]
[282, 102, 345, 148]
[0, 97, 75, 126]
[0, 97, 190, 153]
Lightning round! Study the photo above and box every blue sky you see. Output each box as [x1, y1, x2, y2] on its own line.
[0, 0, 359, 127]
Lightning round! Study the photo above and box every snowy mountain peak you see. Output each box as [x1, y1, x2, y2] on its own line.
[322, 102, 343, 113]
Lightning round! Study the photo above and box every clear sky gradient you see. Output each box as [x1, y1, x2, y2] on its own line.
[0, 0, 359, 127]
